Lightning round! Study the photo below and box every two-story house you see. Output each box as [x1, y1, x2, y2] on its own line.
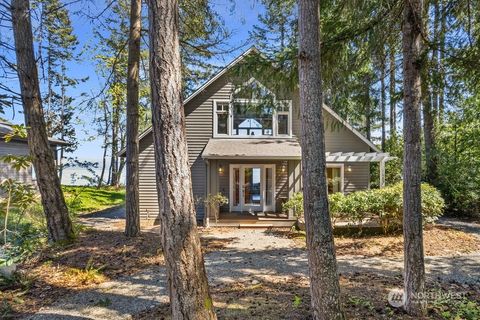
[120, 47, 391, 227]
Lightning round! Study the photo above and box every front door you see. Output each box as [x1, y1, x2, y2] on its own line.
[230, 164, 275, 212]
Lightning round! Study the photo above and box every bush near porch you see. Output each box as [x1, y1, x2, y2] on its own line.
[283, 182, 445, 233]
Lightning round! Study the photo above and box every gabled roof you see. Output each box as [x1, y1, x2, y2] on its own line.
[0, 121, 69, 146]
[120, 47, 380, 155]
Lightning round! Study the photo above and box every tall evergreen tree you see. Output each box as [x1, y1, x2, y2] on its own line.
[147, 0, 216, 318]
[11, 0, 74, 242]
[125, 0, 142, 237]
[39, 0, 82, 182]
[298, 0, 344, 318]
[402, 0, 426, 315]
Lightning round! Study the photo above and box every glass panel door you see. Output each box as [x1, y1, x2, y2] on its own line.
[243, 167, 262, 210]
[232, 167, 240, 209]
[229, 164, 276, 212]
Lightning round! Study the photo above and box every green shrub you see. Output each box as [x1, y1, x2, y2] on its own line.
[282, 192, 304, 218]
[282, 182, 445, 233]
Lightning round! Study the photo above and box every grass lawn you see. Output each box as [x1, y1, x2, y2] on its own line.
[62, 186, 125, 214]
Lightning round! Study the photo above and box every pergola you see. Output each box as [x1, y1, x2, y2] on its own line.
[325, 152, 396, 188]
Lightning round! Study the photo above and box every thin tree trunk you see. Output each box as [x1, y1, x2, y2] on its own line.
[438, 0, 446, 124]
[298, 0, 344, 319]
[110, 110, 119, 186]
[380, 53, 386, 151]
[389, 41, 396, 136]
[11, 0, 74, 242]
[98, 106, 110, 188]
[422, 6, 438, 185]
[147, 0, 216, 318]
[422, 84, 437, 184]
[364, 73, 372, 141]
[402, 0, 426, 316]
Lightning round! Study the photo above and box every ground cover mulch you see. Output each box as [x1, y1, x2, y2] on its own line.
[0, 228, 163, 318]
[134, 272, 479, 319]
[271, 225, 480, 257]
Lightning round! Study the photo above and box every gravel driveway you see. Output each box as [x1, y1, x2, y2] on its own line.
[28, 227, 480, 320]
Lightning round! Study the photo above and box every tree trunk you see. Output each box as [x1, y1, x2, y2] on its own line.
[422, 84, 437, 184]
[110, 110, 119, 186]
[364, 73, 372, 141]
[402, 0, 426, 316]
[380, 53, 386, 151]
[422, 5, 438, 186]
[147, 0, 216, 318]
[11, 0, 74, 242]
[389, 41, 396, 136]
[298, 0, 344, 319]
[438, 0, 446, 124]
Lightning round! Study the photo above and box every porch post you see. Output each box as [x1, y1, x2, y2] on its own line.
[379, 158, 386, 188]
[204, 159, 210, 227]
[287, 160, 297, 219]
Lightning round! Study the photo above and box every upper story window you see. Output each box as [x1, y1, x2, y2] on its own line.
[213, 78, 292, 138]
[215, 101, 229, 135]
[213, 99, 292, 138]
[232, 102, 273, 136]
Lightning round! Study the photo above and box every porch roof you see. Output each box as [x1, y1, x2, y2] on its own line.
[202, 138, 393, 162]
[202, 138, 302, 160]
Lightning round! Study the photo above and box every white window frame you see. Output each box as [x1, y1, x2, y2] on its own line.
[326, 163, 344, 194]
[213, 99, 293, 138]
[275, 101, 292, 137]
[213, 100, 231, 137]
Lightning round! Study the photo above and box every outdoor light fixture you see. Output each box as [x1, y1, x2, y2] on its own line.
[218, 164, 224, 175]
[347, 165, 352, 172]
[281, 165, 286, 173]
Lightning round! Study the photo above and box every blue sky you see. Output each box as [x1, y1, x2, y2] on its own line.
[2, 0, 266, 184]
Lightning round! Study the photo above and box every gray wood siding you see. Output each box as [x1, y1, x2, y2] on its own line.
[138, 134, 158, 219]
[137, 75, 235, 220]
[342, 163, 370, 193]
[0, 140, 33, 184]
[136, 74, 373, 222]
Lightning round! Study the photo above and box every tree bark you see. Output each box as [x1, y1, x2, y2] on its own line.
[11, 0, 74, 242]
[422, 5, 438, 186]
[380, 52, 386, 151]
[389, 41, 396, 136]
[298, 0, 344, 319]
[125, 0, 141, 237]
[402, 0, 426, 316]
[147, 0, 216, 318]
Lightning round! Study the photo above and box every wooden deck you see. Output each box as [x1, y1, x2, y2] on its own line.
[209, 211, 296, 228]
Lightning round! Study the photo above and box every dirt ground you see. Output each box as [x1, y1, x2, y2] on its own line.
[2, 223, 480, 319]
[272, 225, 480, 257]
[134, 273, 479, 320]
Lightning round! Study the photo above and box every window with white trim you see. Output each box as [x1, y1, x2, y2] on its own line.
[214, 101, 230, 136]
[276, 104, 290, 136]
[326, 164, 344, 194]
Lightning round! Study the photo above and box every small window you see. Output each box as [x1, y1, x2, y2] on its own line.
[326, 167, 342, 194]
[276, 104, 290, 136]
[215, 102, 229, 135]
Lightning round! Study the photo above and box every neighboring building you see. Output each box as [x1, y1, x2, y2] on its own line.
[0, 122, 68, 184]
[120, 48, 392, 226]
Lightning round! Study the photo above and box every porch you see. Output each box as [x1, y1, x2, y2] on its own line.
[209, 211, 296, 227]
